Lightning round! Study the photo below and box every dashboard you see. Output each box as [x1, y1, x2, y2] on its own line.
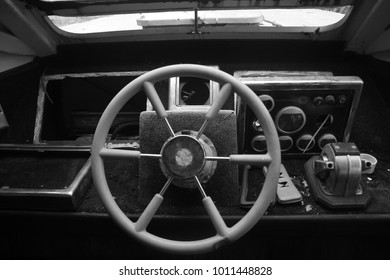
[0, 39, 390, 258]
[0, 59, 366, 211]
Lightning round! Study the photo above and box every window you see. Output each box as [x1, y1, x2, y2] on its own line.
[48, 7, 352, 35]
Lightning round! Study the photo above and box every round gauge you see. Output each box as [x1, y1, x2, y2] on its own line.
[316, 114, 334, 129]
[258, 94, 275, 112]
[296, 134, 315, 152]
[318, 134, 337, 149]
[275, 106, 306, 134]
[251, 135, 267, 153]
[279, 136, 293, 152]
[179, 78, 210, 105]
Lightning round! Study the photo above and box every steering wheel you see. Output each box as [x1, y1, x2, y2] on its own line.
[91, 64, 281, 254]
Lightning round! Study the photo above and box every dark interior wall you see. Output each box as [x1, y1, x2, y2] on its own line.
[364, 58, 390, 107]
[341, 56, 390, 158]
[55, 40, 349, 74]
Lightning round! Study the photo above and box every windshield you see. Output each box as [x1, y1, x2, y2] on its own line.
[48, 7, 351, 35]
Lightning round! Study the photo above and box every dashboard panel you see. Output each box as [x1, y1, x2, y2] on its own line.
[234, 71, 362, 156]
[0, 65, 364, 211]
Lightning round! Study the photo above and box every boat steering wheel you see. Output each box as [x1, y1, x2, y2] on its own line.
[91, 64, 281, 254]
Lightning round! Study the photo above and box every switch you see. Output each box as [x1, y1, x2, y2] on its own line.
[252, 119, 263, 132]
[338, 95, 347, 104]
[313, 96, 324, 106]
[325, 95, 335, 105]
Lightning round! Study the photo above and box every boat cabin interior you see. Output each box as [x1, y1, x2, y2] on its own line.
[1, 0, 390, 259]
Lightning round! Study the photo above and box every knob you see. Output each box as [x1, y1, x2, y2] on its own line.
[313, 96, 324, 106]
[252, 119, 263, 132]
[338, 95, 347, 104]
[325, 95, 335, 105]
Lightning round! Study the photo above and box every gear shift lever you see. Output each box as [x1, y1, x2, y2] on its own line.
[304, 142, 371, 209]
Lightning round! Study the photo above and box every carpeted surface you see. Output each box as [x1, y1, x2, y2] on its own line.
[138, 110, 239, 212]
[0, 154, 88, 189]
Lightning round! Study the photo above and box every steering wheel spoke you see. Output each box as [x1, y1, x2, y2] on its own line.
[206, 83, 232, 120]
[159, 176, 174, 196]
[205, 154, 272, 166]
[143, 81, 167, 118]
[135, 193, 164, 232]
[202, 196, 229, 237]
[135, 176, 174, 232]
[197, 83, 232, 139]
[99, 148, 141, 159]
[163, 118, 175, 137]
[194, 176, 230, 237]
[195, 176, 229, 237]
[229, 153, 272, 166]
[194, 175, 207, 198]
[99, 148, 162, 160]
[143, 81, 175, 137]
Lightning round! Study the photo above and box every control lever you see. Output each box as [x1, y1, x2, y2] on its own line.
[303, 142, 371, 209]
[264, 164, 302, 204]
[240, 164, 302, 207]
[0, 104, 9, 131]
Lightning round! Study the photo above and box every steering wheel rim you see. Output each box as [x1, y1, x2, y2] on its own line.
[91, 64, 281, 254]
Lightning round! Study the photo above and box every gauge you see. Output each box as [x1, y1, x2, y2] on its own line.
[279, 136, 293, 152]
[275, 106, 306, 134]
[296, 134, 315, 152]
[258, 94, 275, 112]
[179, 78, 210, 105]
[251, 135, 267, 153]
[316, 114, 334, 129]
[318, 134, 337, 149]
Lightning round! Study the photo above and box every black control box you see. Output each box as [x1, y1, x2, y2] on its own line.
[234, 71, 363, 156]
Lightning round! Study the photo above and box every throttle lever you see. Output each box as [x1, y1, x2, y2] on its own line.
[304, 142, 371, 209]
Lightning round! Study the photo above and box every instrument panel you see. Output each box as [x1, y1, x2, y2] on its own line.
[234, 71, 363, 156]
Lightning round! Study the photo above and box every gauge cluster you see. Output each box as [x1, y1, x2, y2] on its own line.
[166, 66, 220, 110]
[234, 71, 363, 156]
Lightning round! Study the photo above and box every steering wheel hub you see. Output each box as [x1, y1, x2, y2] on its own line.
[160, 131, 217, 188]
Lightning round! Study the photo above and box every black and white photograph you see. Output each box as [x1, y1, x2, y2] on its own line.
[0, 0, 389, 278]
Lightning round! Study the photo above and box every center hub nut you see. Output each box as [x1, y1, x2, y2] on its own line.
[160, 130, 217, 188]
